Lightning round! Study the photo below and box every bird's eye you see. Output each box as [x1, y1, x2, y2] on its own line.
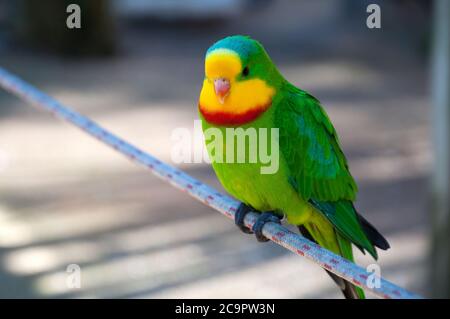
[242, 66, 250, 77]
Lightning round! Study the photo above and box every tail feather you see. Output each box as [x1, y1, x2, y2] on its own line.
[298, 225, 365, 299]
[309, 199, 390, 259]
[297, 203, 390, 299]
[357, 213, 390, 250]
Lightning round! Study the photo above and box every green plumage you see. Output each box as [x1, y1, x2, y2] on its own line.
[200, 35, 389, 299]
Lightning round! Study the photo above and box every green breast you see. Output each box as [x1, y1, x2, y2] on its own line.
[200, 104, 304, 215]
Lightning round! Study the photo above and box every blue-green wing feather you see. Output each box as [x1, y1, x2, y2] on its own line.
[276, 87, 357, 202]
[275, 86, 377, 257]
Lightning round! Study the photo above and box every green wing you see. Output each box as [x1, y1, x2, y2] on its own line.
[275, 88, 357, 202]
[275, 87, 376, 258]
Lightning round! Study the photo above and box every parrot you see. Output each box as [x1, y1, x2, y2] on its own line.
[198, 35, 390, 299]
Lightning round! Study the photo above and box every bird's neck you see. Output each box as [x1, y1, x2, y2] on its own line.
[199, 102, 271, 126]
[198, 77, 275, 126]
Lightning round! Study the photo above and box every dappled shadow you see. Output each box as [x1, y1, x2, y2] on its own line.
[0, 158, 429, 298]
[0, 0, 429, 298]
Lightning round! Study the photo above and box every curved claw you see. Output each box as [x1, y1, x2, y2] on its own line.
[252, 211, 282, 242]
[235, 203, 254, 234]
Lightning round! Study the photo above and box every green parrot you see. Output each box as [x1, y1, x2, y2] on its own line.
[198, 35, 389, 299]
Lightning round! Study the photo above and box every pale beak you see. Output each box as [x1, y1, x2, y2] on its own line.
[214, 78, 230, 104]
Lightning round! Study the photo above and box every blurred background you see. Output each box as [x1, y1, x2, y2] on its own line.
[0, 0, 447, 298]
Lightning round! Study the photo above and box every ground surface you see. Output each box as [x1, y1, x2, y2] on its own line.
[0, 0, 430, 298]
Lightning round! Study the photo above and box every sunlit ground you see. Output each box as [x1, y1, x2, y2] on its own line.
[0, 0, 429, 298]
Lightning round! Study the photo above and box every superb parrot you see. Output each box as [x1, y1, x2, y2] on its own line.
[198, 35, 389, 299]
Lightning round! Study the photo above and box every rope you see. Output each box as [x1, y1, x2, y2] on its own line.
[0, 67, 422, 299]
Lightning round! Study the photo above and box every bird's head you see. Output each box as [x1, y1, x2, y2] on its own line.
[199, 35, 282, 126]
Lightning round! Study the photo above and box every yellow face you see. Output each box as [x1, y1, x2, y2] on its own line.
[199, 48, 275, 119]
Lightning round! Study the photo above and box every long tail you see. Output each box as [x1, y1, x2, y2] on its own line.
[298, 201, 390, 299]
[298, 223, 365, 299]
[308, 199, 389, 259]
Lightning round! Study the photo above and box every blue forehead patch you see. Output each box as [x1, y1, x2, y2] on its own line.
[206, 35, 259, 62]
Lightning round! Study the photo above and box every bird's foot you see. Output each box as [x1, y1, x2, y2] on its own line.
[235, 203, 282, 242]
[252, 211, 282, 242]
[235, 203, 255, 234]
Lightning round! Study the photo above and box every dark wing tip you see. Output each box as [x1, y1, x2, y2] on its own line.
[357, 213, 390, 251]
